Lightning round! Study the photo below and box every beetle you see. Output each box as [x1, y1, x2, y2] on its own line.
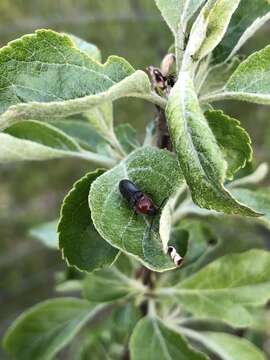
[119, 179, 158, 216]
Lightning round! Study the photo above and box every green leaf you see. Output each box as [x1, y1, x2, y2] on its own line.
[5, 119, 79, 151]
[186, 0, 241, 61]
[89, 147, 184, 272]
[172, 250, 270, 327]
[66, 33, 102, 62]
[166, 72, 259, 216]
[73, 337, 114, 360]
[111, 303, 141, 342]
[48, 119, 105, 152]
[2, 120, 79, 159]
[130, 316, 209, 360]
[143, 120, 156, 147]
[159, 191, 180, 253]
[213, 0, 270, 62]
[181, 329, 267, 360]
[55, 280, 82, 293]
[230, 162, 268, 187]
[0, 120, 114, 166]
[158, 188, 190, 265]
[199, 56, 241, 95]
[58, 170, 119, 273]
[0, 29, 152, 130]
[85, 102, 126, 156]
[3, 298, 105, 360]
[190, 216, 266, 272]
[30, 220, 58, 249]
[114, 252, 137, 279]
[85, 102, 114, 140]
[115, 123, 140, 154]
[154, 0, 206, 34]
[232, 188, 270, 229]
[205, 110, 252, 180]
[224, 45, 270, 105]
[175, 219, 215, 266]
[83, 267, 144, 302]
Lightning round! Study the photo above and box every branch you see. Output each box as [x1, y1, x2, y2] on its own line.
[156, 106, 172, 151]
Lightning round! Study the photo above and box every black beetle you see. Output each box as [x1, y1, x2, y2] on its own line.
[119, 179, 158, 216]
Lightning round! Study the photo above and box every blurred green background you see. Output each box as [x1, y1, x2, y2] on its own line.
[0, 1, 269, 358]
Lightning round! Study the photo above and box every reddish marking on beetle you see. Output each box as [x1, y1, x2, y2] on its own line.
[136, 195, 157, 215]
[119, 179, 158, 216]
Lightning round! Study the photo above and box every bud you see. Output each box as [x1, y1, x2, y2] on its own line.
[161, 53, 176, 77]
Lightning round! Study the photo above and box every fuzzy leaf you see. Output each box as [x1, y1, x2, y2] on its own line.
[187, 216, 265, 272]
[48, 119, 104, 152]
[3, 298, 105, 360]
[0, 29, 151, 130]
[154, 0, 206, 34]
[83, 267, 142, 302]
[172, 250, 270, 327]
[166, 72, 259, 216]
[111, 303, 141, 342]
[214, 0, 270, 62]
[58, 170, 119, 273]
[30, 220, 58, 249]
[175, 219, 215, 266]
[199, 56, 241, 95]
[223, 45, 270, 105]
[187, 0, 241, 61]
[130, 316, 209, 360]
[1, 120, 79, 160]
[232, 188, 270, 229]
[0, 120, 113, 166]
[115, 123, 140, 153]
[183, 330, 267, 360]
[205, 110, 252, 180]
[66, 33, 102, 62]
[85, 102, 114, 140]
[159, 196, 176, 253]
[159, 188, 190, 259]
[84, 102, 127, 156]
[89, 147, 184, 272]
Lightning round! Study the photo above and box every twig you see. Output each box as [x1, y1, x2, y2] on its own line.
[156, 106, 172, 151]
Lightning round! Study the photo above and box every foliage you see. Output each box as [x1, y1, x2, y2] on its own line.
[2, 0, 270, 359]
